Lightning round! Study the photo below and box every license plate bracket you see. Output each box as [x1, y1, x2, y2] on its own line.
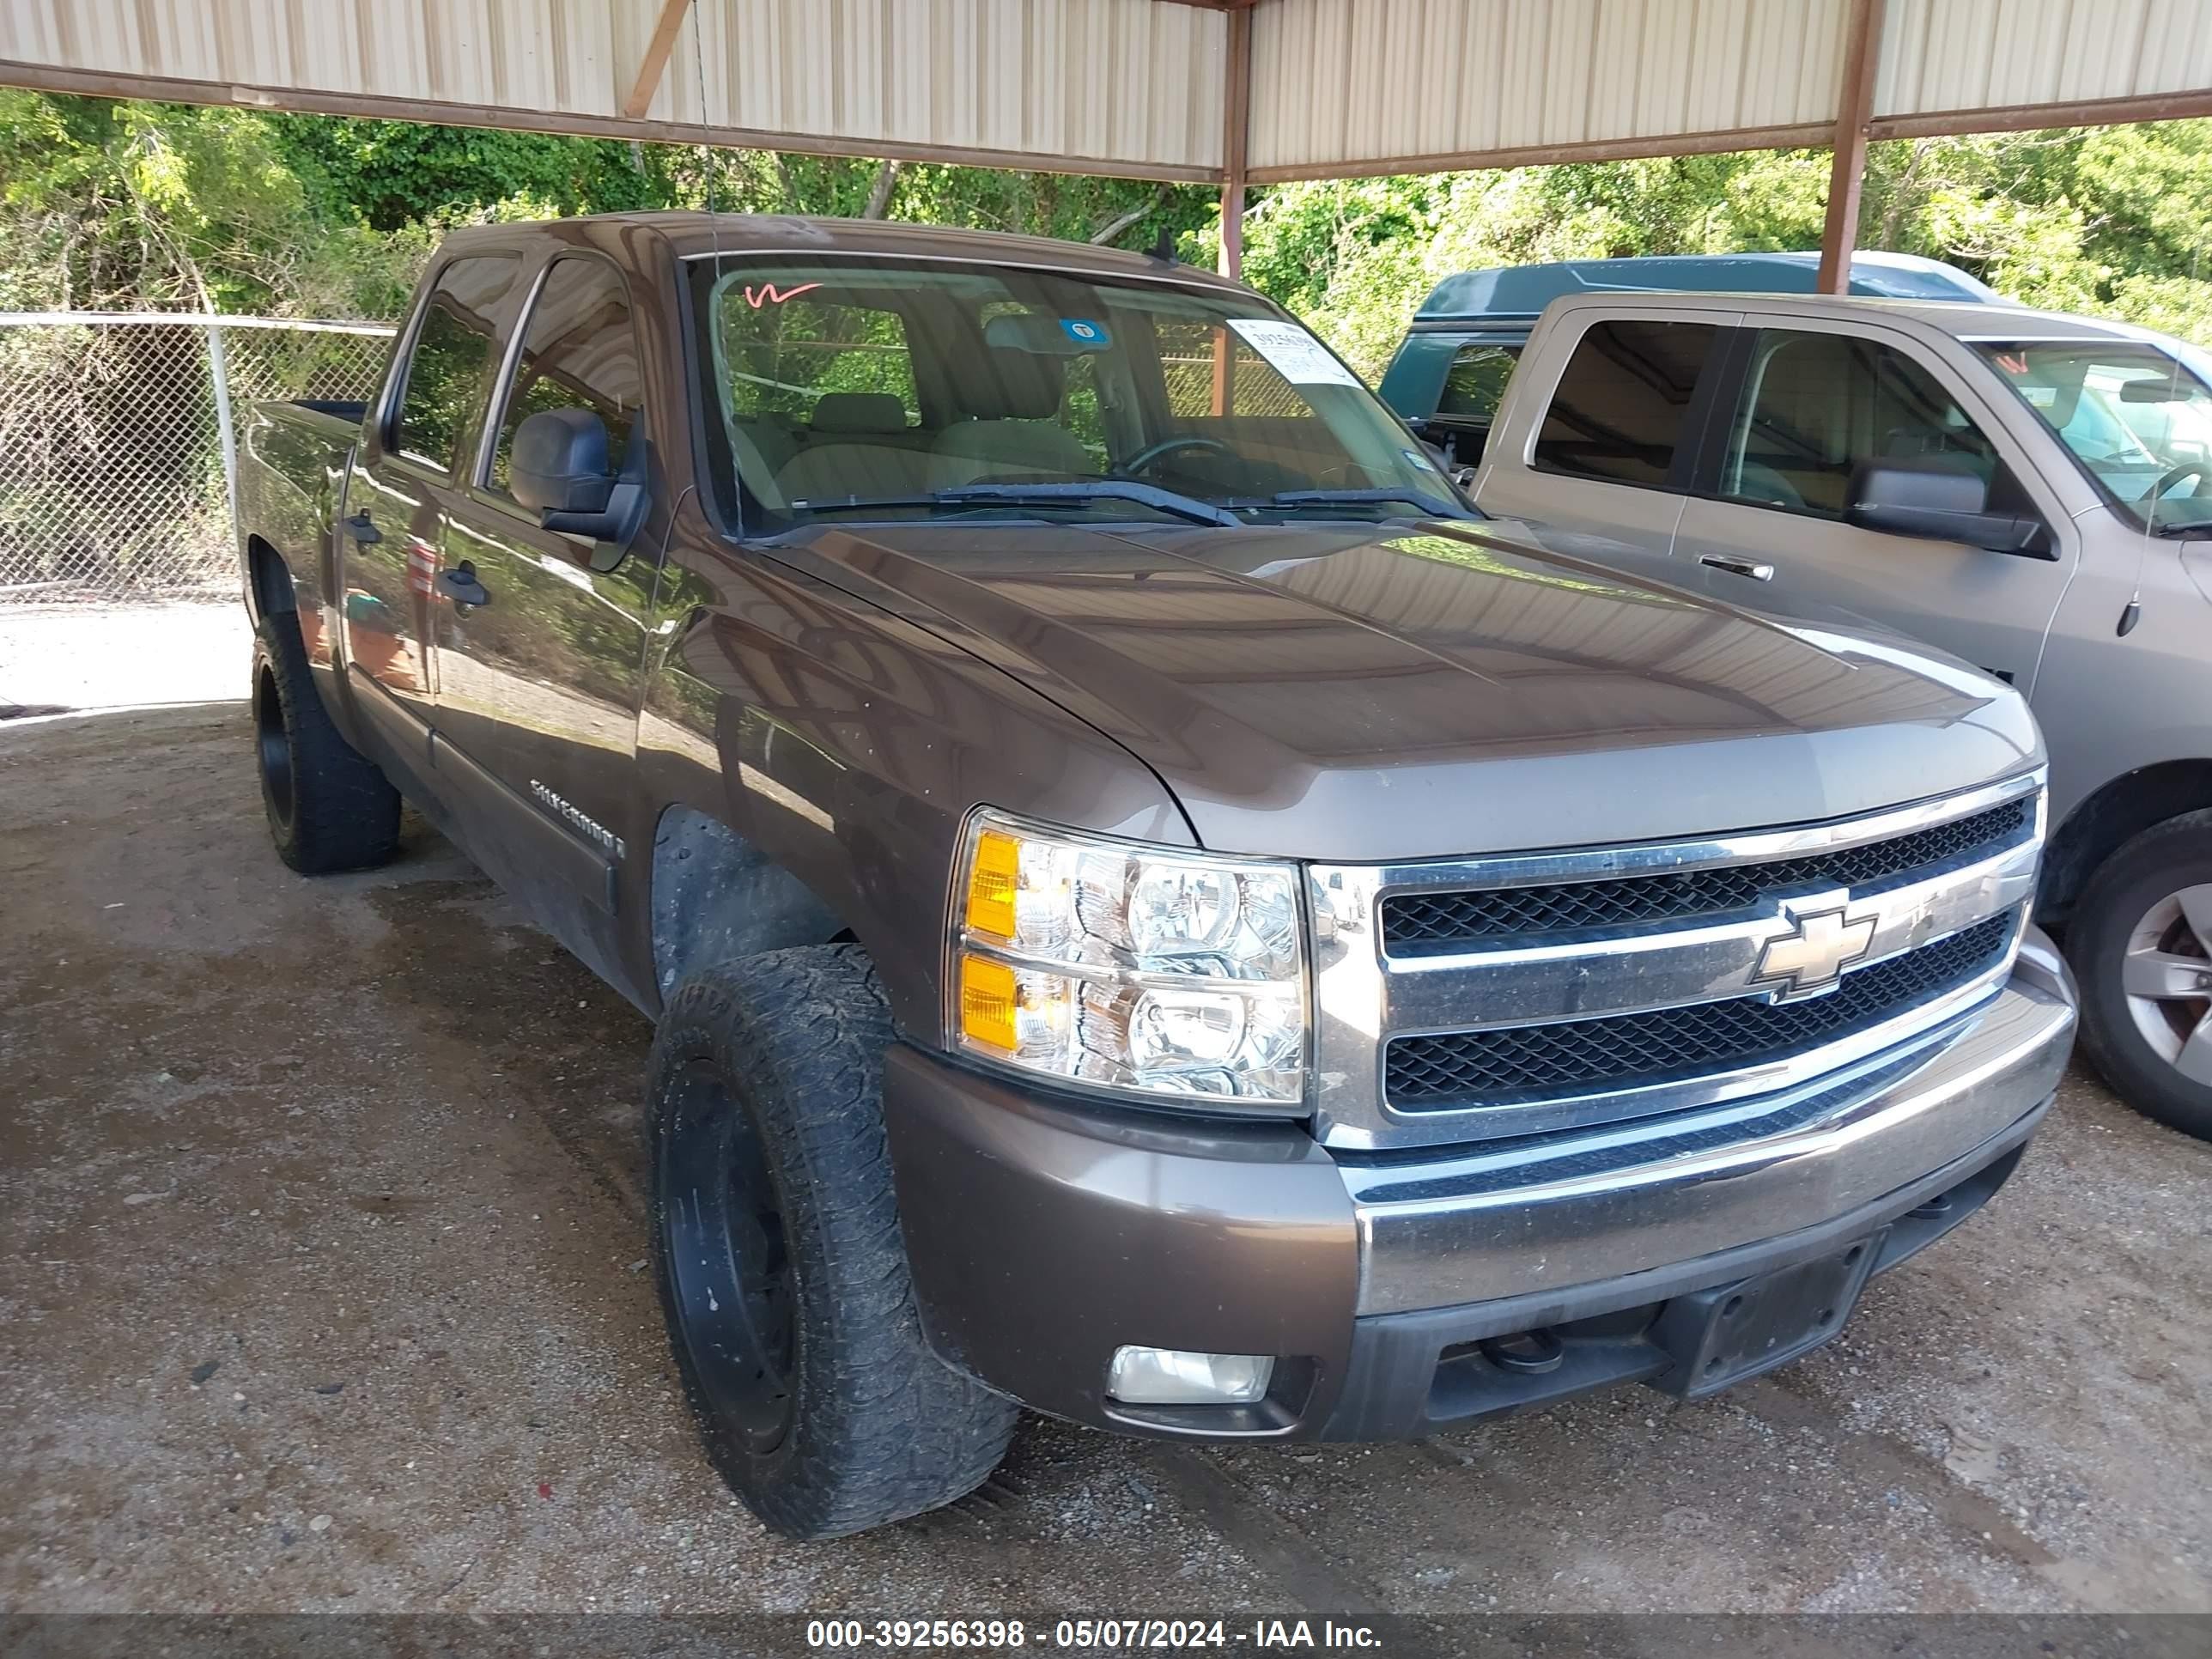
[1649, 1230, 1887, 1398]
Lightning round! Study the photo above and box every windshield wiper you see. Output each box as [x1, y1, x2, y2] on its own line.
[787, 482, 1239, 528]
[940, 482, 1240, 527]
[1267, 487, 1473, 520]
[2152, 518, 2212, 538]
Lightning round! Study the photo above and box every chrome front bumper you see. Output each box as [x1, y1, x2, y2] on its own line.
[886, 931, 2072, 1439]
[1343, 927, 2076, 1316]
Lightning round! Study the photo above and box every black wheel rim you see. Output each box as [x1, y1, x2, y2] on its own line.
[253, 665, 295, 831]
[659, 1060, 797, 1454]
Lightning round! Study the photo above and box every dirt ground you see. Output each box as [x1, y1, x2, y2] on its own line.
[4, 701, 2211, 1620]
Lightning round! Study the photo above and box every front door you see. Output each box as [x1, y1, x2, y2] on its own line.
[1673, 318, 2075, 694]
[340, 253, 526, 751]
[431, 252, 656, 974]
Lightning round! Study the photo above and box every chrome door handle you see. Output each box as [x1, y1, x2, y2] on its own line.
[1699, 554, 1774, 582]
[434, 561, 491, 609]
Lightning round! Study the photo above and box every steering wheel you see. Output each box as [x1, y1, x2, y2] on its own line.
[2142, 461, 2210, 504]
[1120, 434, 1232, 477]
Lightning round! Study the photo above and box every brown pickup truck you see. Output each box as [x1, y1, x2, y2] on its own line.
[236, 213, 2073, 1538]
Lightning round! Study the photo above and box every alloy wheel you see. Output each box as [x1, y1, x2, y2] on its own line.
[2120, 884, 2212, 1084]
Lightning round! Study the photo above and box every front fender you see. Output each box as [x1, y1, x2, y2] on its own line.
[630, 548, 1189, 1036]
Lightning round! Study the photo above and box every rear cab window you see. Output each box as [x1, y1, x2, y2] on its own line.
[1437, 343, 1519, 428]
[1532, 319, 1719, 488]
[392, 254, 525, 473]
[716, 285, 924, 501]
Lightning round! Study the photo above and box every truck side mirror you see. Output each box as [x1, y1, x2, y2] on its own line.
[511, 407, 647, 570]
[1845, 459, 2050, 556]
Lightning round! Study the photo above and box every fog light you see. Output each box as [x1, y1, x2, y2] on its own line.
[1107, 1346, 1274, 1406]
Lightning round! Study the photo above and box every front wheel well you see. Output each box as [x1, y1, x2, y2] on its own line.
[246, 534, 295, 623]
[2041, 760, 2212, 923]
[649, 806, 845, 1001]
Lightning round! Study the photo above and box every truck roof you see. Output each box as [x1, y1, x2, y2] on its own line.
[434, 210, 1250, 294]
[1411, 252, 2004, 323]
[1532, 288, 2185, 349]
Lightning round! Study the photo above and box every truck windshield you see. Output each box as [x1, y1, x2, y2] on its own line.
[690, 256, 1465, 532]
[1976, 341, 2212, 531]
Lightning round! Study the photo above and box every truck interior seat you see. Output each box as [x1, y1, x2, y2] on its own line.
[808, 392, 916, 442]
[930, 349, 1092, 485]
[775, 392, 933, 502]
[732, 415, 799, 476]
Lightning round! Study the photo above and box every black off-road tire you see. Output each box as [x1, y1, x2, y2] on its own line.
[647, 945, 1018, 1539]
[2068, 811, 2212, 1142]
[250, 613, 401, 874]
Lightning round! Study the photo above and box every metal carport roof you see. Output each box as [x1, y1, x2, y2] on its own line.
[5, 0, 2212, 285]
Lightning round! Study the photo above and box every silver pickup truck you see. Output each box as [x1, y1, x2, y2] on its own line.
[1469, 292, 2212, 1143]
[234, 214, 2074, 1538]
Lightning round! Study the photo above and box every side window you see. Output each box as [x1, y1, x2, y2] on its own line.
[394, 255, 523, 471]
[490, 258, 644, 497]
[1533, 319, 1718, 488]
[1436, 344, 1518, 425]
[1721, 330, 2003, 516]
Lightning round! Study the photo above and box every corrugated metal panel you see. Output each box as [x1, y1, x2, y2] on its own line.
[9, 0, 624, 113]
[653, 0, 1223, 170]
[1876, 0, 2212, 114]
[1249, 0, 1851, 176]
[0, 0, 1223, 173]
[9, 0, 2212, 184]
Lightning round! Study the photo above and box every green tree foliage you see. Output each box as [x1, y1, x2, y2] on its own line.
[0, 89, 408, 314]
[268, 113, 666, 229]
[0, 93, 1212, 321]
[6, 88, 2210, 385]
[1234, 123, 2212, 376]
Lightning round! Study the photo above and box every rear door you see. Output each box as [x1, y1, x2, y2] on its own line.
[429, 251, 658, 952]
[1474, 312, 1735, 585]
[1672, 316, 2075, 691]
[339, 253, 525, 754]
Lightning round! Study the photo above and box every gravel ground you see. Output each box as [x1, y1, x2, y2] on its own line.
[3, 702, 2210, 1621]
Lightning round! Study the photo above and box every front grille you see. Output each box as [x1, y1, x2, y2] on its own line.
[1386, 914, 2014, 1110]
[1382, 800, 2027, 951]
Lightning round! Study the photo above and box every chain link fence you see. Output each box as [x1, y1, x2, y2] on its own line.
[1158, 353, 1316, 422]
[0, 313, 394, 605]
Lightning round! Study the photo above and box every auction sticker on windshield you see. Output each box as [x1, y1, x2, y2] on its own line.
[1228, 319, 1361, 387]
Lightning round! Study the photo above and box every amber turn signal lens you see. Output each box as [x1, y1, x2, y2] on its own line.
[958, 953, 1018, 1052]
[964, 829, 1021, 939]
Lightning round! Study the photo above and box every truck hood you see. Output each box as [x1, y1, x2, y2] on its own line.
[774, 518, 2040, 861]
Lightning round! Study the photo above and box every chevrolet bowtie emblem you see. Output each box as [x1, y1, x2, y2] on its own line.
[1753, 906, 1877, 998]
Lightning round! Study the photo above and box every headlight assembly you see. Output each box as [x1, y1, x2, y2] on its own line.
[947, 809, 1308, 1109]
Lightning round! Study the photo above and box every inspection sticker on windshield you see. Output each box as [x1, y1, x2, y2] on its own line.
[1227, 319, 1360, 387]
[1060, 318, 1110, 349]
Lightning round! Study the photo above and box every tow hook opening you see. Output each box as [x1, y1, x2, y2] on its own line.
[1475, 1329, 1565, 1374]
